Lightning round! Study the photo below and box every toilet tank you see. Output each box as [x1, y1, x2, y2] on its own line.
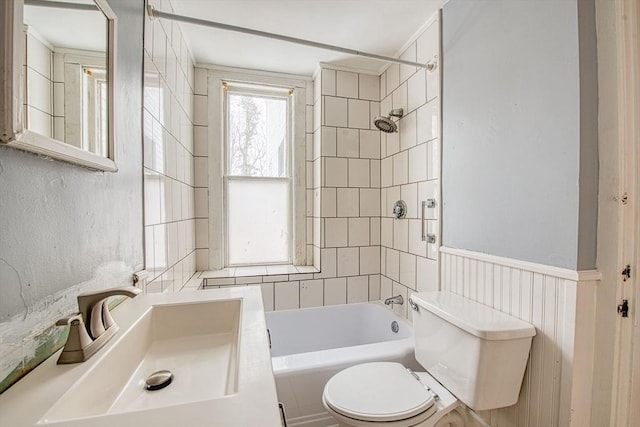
[410, 292, 536, 411]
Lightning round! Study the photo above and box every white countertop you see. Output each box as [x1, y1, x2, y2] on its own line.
[0, 287, 282, 427]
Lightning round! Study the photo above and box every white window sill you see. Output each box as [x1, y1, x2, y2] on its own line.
[199, 264, 319, 280]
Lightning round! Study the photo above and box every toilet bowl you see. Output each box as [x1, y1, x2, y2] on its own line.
[322, 362, 463, 427]
[322, 291, 536, 427]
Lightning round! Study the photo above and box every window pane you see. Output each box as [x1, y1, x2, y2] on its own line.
[227, 180, 289, 265]
[228, 93, 287, 177]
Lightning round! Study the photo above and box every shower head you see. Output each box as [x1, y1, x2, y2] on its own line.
[374, 116, 398, 133]
[373, 108, 404, 133]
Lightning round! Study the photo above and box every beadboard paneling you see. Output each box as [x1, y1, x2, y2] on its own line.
[440, 247, 599, 427]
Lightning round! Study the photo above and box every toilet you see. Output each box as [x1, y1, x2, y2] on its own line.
[322, 291, 536, 427]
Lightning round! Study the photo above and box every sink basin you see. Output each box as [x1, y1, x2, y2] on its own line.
[41, 299, 241, 423]
[0, 287, 281, 427]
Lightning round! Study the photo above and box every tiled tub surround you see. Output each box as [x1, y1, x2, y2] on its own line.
[378, 17, 441, 319]
[194, 15, 442, 320]
[142, 0, 197, 294]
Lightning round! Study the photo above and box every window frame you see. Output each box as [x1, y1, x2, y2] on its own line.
[206, 68, 309, 270]
[223, 84, 293, 267]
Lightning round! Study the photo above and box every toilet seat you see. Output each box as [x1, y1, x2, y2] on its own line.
[323, 362, 437, 425]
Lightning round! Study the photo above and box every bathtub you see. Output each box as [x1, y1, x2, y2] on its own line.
[266, 302, 420, 427]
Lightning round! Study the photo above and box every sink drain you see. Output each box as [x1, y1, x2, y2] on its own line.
[145, 370, 173, 391]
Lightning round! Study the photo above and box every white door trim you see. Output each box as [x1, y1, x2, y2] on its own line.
[610, 0, 640, 424]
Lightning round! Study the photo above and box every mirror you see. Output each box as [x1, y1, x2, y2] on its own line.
[0, 0, 116, 171]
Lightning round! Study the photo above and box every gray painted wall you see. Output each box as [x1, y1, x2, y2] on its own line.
[0, 0, 143, 390]
[441, 0, 598, 270]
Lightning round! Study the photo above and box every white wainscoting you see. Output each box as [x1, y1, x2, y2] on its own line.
[439, 247, 601, 427]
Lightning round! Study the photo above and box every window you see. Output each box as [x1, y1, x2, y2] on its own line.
[224, 84, 292, 266]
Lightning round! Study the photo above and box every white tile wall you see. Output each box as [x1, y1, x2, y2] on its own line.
[195, 17, 441, 320]
[378, 18, 441, 317]
[143, 0, 197, 293]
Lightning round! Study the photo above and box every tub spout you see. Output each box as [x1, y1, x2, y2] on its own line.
[384, 295, 404, 306]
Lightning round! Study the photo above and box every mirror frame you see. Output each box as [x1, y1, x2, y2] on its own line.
[0, 0, 118, 172]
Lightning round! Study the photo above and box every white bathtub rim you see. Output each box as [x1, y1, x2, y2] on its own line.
[271, 336, 415, 377]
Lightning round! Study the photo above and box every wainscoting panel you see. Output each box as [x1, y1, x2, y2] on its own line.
[439, 247, 599, 427]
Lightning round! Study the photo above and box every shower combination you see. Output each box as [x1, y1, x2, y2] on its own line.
[373, 108, 404, 133]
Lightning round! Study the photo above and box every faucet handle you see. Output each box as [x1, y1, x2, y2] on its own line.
[56, 314, 93, 352]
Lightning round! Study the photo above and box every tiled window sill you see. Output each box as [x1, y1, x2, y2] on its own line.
[197, 265, 320, 288]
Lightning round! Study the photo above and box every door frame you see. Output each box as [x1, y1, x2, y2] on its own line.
[610, 0, 640, 425]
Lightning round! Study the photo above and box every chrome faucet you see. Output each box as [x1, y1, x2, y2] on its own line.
[56, 286, 142, 364]
[384, 294, 404, 307]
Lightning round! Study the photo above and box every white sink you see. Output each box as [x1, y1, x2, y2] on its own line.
[42, 299, 241, 423]
[0, 287, 281, 427]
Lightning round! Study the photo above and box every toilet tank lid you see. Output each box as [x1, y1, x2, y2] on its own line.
[411, 292, 536, 340]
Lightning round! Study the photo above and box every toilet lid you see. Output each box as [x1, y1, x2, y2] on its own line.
[323, 362, 436, 422]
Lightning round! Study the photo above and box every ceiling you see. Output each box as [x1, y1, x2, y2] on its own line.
[168, 0, 443, 76]
[23, 0, 107, 52]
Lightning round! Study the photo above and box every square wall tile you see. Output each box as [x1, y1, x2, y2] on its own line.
[379, 70, 387, 99]
[325, 157, 348, 187]
[408, 219, 427, 257]
[324, 96, 347, 127]
[407, 69, 427, 113]
[386, 64, 400, 95]
[359, 74, 379, 101]
[400, 252, 417, 290]
[360, 246, 380, 275]
[316, 248, 337, 278]
[400, 111, 417, 151]
[348, 218, 370, 246]
[408, 143, 428, 183]
[324, 277, 346, 305]
[381, 157, 393, 188]
[386, 130, 399, 155]
[348, 99, 370, 129]
[392, 83, 408, 115]
[337, 128, 359, 158]
[370, 217, 381, 245]
[368, 275, 381, 301]
[275, 281, 300, 310]
[321, 188, 337, 217]
[380, 275, 393, 301]
[417, 21, 439, 64]
[399, 42, 417, 83]
[417, 256, 438, 292]
[360, 188, 381, 217]
[337, 247, 359, 276]
[386, 248, 400, 282]
[360, 130, 380, 159]
[393, 219, 408, 252]
[427, 139, 440, 180]
[347, 276, 369, 303]
[336, 71, 358, 98]
[325, 218, 348, 247]
[348, 159, 370, 188]
[260, 283, 275, 311]
[381, 217, 394, 248]
[417, 98, 439, 143]
[393, 151, 409, 186]
[370, 160, 381, 188]
[322, 69, 336, 96]
[300, 279, 324, 308]
[337, 188, 359, 217]
[401, 183, 418, 219]
[322, 126, 337, 157]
